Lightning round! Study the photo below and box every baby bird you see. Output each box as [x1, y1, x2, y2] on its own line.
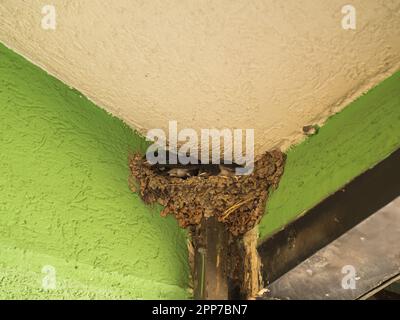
[218, 164, 236, 176]
[167, 168, 193, 178]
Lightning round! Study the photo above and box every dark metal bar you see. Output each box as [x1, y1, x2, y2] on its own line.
[193, 217, 230, 299]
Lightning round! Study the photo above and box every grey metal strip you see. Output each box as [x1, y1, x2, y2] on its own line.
[262, 197, 400, 299]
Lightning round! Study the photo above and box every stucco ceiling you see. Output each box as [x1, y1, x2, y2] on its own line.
[1, 0, 399, 155]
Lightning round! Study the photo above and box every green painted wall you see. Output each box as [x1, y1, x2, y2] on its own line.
[0, 43, 190, 299]
[260, 71, 400, 239]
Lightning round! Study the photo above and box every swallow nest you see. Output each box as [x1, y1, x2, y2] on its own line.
[129, 150, 286, 236]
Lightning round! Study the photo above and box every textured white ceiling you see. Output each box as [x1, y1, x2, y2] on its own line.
[1, 0, 399, 155]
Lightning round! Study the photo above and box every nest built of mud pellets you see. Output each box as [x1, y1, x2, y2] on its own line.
[129, 150, 286, 236]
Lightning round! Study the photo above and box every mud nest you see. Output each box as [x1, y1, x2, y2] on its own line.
[129, 150, 286, 236]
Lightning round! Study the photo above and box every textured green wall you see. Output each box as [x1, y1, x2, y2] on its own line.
[260, 71, 400, 239]
[0, 43, 190, 299]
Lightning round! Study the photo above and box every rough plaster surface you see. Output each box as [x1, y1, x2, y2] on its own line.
[0, 43, 190, 299]
[260, 71, 400, 238]
[0, 0, 399, 154]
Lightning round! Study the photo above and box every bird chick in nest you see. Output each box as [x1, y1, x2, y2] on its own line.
[167, 168, 193, 178]
[218, 164, 237, 176]
[166, 164, 238, 178]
